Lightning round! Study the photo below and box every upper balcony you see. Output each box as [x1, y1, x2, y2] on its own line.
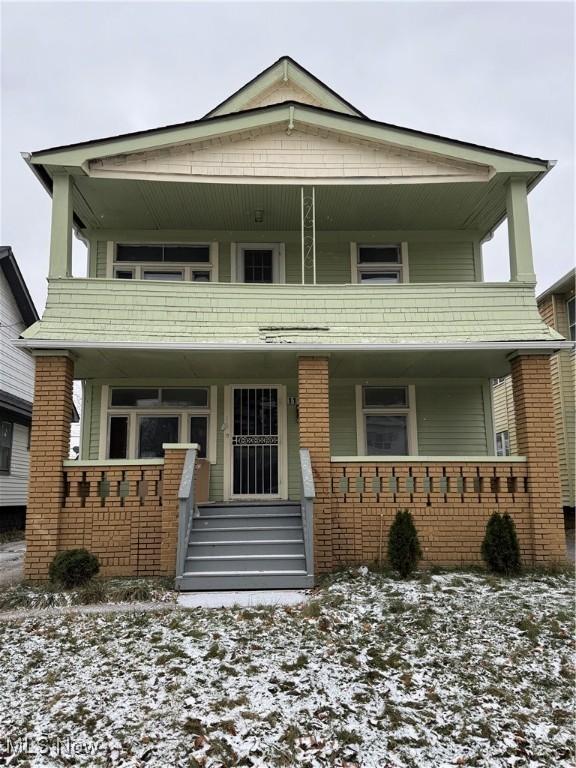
[22, 91, 571, 371]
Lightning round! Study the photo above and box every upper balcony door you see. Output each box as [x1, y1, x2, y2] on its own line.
[224, 385, 288, 500]
[233, 244, 285, 284]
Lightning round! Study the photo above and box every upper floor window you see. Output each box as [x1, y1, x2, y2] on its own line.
[113, 243, 217, 282]
[232, 244, 285, 284]
[567, 296, 575, 341]
[351, 243, 408, 284]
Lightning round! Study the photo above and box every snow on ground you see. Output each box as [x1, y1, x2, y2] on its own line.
[0, 570, 573, 767]
[0, 539, 24, 587]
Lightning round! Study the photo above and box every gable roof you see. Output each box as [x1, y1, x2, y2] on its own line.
[0, 246, 39, 327]
[204, 56, 365, 119]
[537, 268, 575, 303]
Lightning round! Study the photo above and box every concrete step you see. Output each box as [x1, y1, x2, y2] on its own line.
[188, 540, 305, 557]
[177, 572, 315, 591]
[191, 526, 303, 542]
[194, 514, 301, 529]
[197, 503, 300, 518]
[184, 554, 307, 573]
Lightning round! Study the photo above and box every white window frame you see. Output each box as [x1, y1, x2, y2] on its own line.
[231, 243, 285, 284]
[350, 242, 409, 284]
[109, 241, 219, 282]
[495, 430, 511, 457]
[100, 385, 217, 463]
[355, 384, 418, 456]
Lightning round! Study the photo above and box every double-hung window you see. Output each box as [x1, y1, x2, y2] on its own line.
[352, 243, 408, 284]
[357, 385, 416, 456]
[106, 387, 215, 461]
[0, 421, 13, 474]
[113, 244, 217, 282]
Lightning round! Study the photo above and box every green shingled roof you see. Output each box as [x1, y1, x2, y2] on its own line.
[21, 279, 563, 348]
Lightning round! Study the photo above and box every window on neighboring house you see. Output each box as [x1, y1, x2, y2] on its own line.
[106, 387, 214, 461]
[352, 244, 408, 284]
[233, 244, 285, 284]
[113, 243, 218, 281]
[567, 296, 575, 341]
[496, 430, 510, 457]
[358, 386, 416, 456]
[0, 421, 13, 474]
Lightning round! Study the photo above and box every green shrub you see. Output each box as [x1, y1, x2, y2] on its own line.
[387, 510, 422, 578]
[481, 512, 521, 575]
[49, 549, 100, 589]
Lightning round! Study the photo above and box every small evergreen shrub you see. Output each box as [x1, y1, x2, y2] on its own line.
[387, 510, 422, 578]
[49, 549, 100, 589]
[481, 512, 521, 575]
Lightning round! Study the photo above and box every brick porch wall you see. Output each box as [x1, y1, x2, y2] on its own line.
[25, 355, 74, 580]
[510, 354, 566, 563]
[24, 354, 187, 580]
[297, 356, 333, 572]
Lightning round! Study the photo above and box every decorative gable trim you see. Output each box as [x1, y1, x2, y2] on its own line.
[89, 124, 492, 185]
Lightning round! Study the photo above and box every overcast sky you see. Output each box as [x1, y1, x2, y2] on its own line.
[1, 1, 574, 312]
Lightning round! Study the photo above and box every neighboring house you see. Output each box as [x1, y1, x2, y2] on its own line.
[18, 56, 571, 588]
[0, 247, 39, 530]
[493, 269, 575, 516]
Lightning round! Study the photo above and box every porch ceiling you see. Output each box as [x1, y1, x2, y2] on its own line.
[68, 347, 514, 381]
[72, 176, 523, 236]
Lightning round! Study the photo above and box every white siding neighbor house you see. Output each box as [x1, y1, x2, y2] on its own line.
[0, 247, 38, 529]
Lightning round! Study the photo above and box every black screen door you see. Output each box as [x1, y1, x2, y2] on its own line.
[232, 388, 279, 495]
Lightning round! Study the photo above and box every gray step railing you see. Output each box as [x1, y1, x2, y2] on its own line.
[175, 445, 199, 590]
[299, 448, 315, 581]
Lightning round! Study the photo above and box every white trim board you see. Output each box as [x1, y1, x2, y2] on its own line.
[331, 455, 528, 463]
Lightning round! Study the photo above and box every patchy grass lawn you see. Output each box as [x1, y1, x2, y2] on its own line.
[0, 528, 25, 544]
[0, 570, 573, 767]
[0, 577, 175, 611]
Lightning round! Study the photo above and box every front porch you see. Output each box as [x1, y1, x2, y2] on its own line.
[23, 348, 568, 585]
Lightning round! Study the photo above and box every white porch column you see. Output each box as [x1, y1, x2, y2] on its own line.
[49, 173, 73, 278]
[506, 178, 536, 283]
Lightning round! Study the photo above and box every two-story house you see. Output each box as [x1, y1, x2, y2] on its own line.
[0, 247, 39, 530]
[19, 57, 570, 588]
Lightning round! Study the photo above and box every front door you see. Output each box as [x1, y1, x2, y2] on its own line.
[228, 386, 285, 499]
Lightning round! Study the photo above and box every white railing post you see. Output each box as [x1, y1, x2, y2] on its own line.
[175, 446, 198, 585]
[299, 448, 316, 578]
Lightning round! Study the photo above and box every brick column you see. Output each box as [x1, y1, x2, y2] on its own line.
[24, 355, 74, 580]
[160, 447, 187, 577]
[510, 354, 566, 564]
[298, 356, 333, 573]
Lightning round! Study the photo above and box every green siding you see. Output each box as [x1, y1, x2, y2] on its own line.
[409, 241, 476, 282]
[416, 383, 490, 455]
[83, 382, 102, 460]
[94, 241, 108, 278]
[27, 280, 558, 345]
[83, 229, 480, 285]
[330, 381, 491, 456]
